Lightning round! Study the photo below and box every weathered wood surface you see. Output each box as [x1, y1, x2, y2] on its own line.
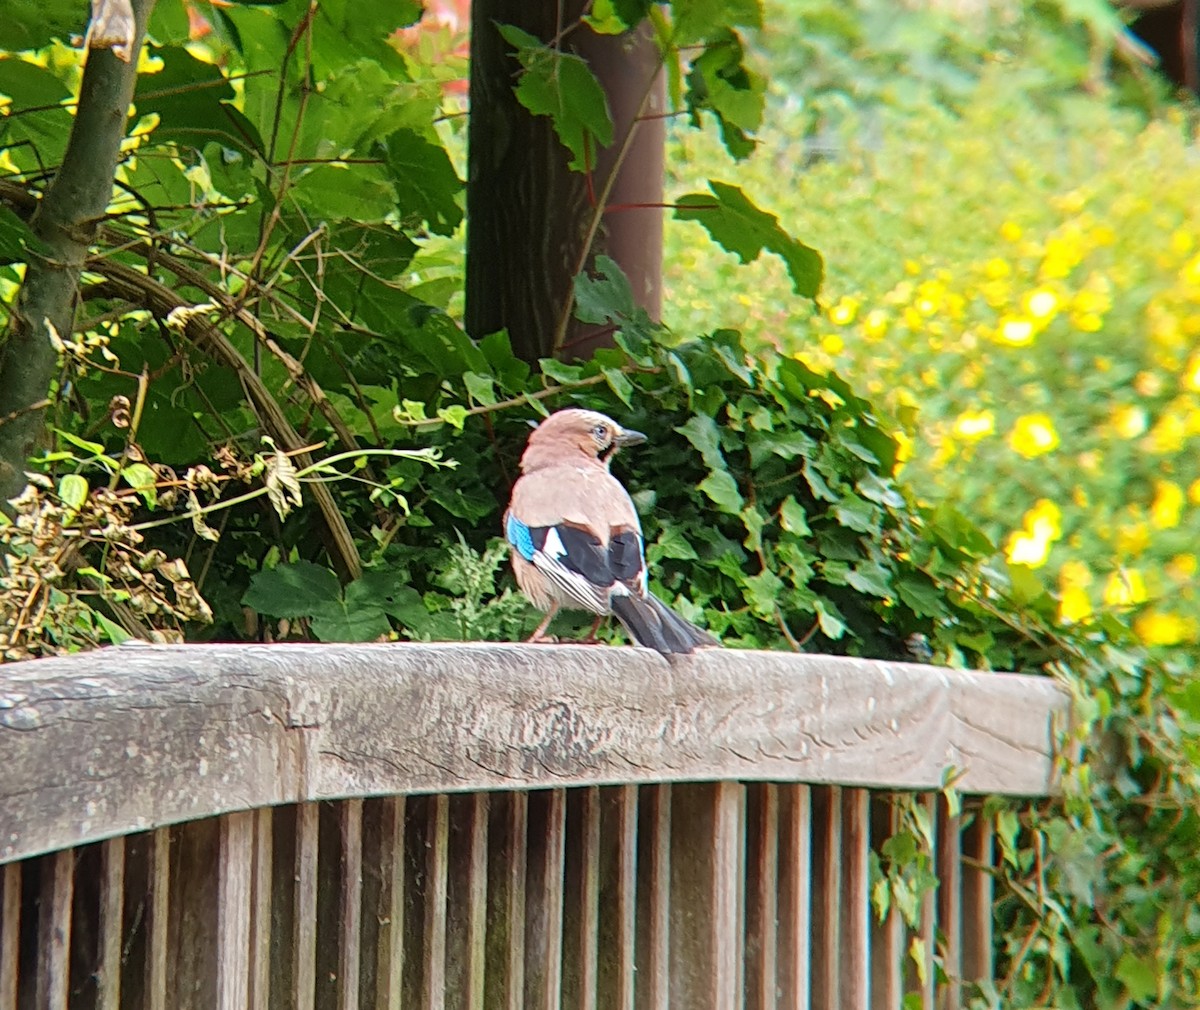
[0, 642, 1068, 864]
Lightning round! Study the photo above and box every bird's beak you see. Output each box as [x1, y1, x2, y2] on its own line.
[615, 427, 647, 448]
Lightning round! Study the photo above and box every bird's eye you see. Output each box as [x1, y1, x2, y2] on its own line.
[592, 424, 609, 443]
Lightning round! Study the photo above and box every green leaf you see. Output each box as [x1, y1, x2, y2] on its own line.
[813, 598, 846, 639]
[120, 463, 159, 507]
[0, 205, 45, 266]
[699, 469, 744, 513]
[310, 605, 391, 643]
[833, 495, 879, 534]
[380, 129, 464, 236]
[846, 561, 891, 597]
[497, 24, 614, 172]
[1, 0, 86, 49]
[134, 47, 264, 155]
[603, 367, 634, 408]
[779, 496, 811, 536]
[57, 474, 88, 512]
[1115, 952, 1158, 1004]
[675, 181, 823, 298]
[671, 0, 763, 44]
[242, 561, 341, 618]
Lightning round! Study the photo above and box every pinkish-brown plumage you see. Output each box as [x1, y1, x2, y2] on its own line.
[503, 409, 719, 654]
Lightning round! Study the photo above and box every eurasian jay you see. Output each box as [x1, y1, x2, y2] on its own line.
[504, 408, 720, 654]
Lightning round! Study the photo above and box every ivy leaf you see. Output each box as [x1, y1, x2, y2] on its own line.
[380, 128, 464, 236]
[497, 24, 614, 172]
[1115, 952, 1159, 1004]
[699, 469, 744, 513]
[310, 581, 391, 643]
[675, 181, 823, 298]
[243, 561, 341, 618]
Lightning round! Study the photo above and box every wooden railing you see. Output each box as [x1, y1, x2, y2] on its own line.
[0, 642, 1069, 1009]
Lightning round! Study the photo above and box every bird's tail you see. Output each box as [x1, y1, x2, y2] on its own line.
[610, 593, 720, 655]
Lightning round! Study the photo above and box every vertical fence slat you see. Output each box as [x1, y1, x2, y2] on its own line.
[810, 785, 842, 1010]
[597, 785, 637, 1010]
[525, 789, 567, 1010]
[360, 796, 406, 1010]
[869, 798, 903, 1010]
[778, 784, 812, 1010]
[668, 781, 742, 1010]
[340, 800, 364, 1010]
[98, 838, 125, 1010]
[249, 809, 273, 1010]
[0, 863, 16, 1010]
[294, 803, 320, 1010]
[746, 783, 780, 1010]
[576, 787, 601, 1010]
[147, 827, 169, 1010]
[447, 792, 489, 1010]
[914, 795, 937, 1010]
[635, 784, 671, 1010]
[841, 789, 871, 1010]
[484, 790, 527, 1010]
[961, 812, 994, 987]
[422, 794, 450, 1010]
[35, 850, 72, 1010]
[937, 800, 962, 1010]
[218, 812, 254, 1010]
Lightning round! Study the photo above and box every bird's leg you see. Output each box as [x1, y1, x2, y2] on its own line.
[578, 614, 605, 644]
[526, 603, 559, 643]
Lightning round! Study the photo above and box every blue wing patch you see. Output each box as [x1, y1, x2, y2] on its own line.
[506, 513, 536, 561]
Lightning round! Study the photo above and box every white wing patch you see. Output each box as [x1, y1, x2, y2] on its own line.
[531, 550, 610, 615]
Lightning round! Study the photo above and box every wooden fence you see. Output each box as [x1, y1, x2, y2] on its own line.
[0, 642, 1069, 1009]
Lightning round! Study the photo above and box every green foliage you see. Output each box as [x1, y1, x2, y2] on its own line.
[675, 180, 822, 297]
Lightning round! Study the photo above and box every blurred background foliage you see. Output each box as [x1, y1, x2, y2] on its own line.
[666, 0, 1200, 653]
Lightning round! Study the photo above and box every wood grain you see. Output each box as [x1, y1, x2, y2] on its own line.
[0, 643, 1068, 865]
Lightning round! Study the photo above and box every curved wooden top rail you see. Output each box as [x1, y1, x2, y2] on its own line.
[0, 642, 1068, 864]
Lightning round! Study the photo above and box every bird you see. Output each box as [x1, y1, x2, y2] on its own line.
[504, 408, 720, 655]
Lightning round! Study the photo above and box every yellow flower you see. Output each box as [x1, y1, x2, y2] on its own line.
[1150, 480, 1185, 530]
[1000, 220, 1023, 242]
[1182, 253, 1200, 290]
[1190, 478, 1200, 505]
[1111, 404, 1148, 439]
[1009, 414, 1060, 458]
[1134, 610, 1195, 646]
[1024, 288, 1059, 321]
[892, 429, 913, 475]
[1182, 355, 1200, 393]
[861, 309, 888, 340]
[952, 409, 995, 441]
[829, 296, 859, 326]
[985, 257, 1011, 279]
[1006, 500, 1062, 568]
[1059, 559, 1093, 587]
[996, 315, 1035, 346]
[820, 333, 845, 354]
[1058, 586, 1092, 624]
[1103, 569, 1147, 607]
[1146, 412, 1186, 454]
[1169, 229, 1193, 257]
[1166, 554, 1198, 581]
[1116, 521, 1150, 556]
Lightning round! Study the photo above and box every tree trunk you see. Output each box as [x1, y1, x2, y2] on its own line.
[465, 3, 665, 364]
[0, 0, 156, 508]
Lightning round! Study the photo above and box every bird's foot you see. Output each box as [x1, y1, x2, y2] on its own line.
[525, 632, 559, 644]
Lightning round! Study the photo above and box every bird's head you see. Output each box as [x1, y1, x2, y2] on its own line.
[519, 408, 647, 471]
